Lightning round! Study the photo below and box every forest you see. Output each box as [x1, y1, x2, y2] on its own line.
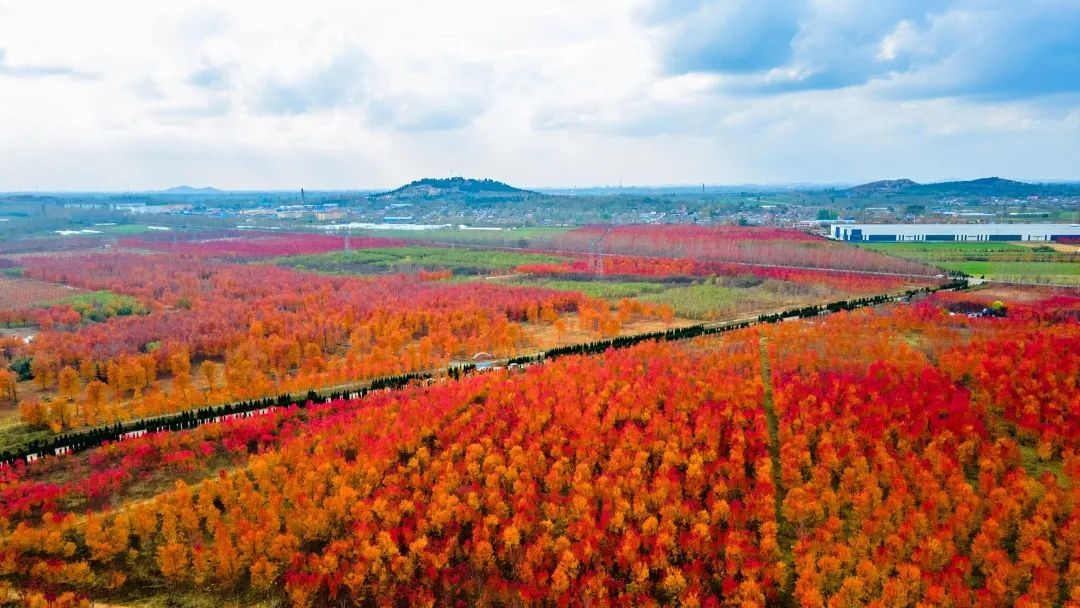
[0, 227, 1075, 608]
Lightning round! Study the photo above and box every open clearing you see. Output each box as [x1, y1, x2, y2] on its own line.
[277, 246, 572, 275]
[862, 241, 1080, 284]
[0, 275, 84, 310]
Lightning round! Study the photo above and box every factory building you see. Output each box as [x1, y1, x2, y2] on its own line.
[829, 223, 1080, 242]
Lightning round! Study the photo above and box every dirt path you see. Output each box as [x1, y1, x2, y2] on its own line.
[759, 336, 795, 606]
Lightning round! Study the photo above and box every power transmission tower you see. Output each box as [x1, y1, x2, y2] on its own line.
[588, 226, 613, 276]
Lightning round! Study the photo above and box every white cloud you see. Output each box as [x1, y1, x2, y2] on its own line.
[0, 0, 1075, 190]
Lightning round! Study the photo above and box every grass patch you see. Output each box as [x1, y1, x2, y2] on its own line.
[278, 246, 571, 275]
[515, 275, 832, 320]
[637, 281, 820, 320]
[861, 242, 1029, 255]
[1018, 445, 1069, 487]
[99, 224, 160, 235]
[509, 277, 669, 300]
[0, 420, 51, 455]
[861, 242, 1080, 284]
[89, 588, 280, 608]
[637, 284, 750, 319]
[63, 290, 148, 321]
[939, 261, 1080, 284]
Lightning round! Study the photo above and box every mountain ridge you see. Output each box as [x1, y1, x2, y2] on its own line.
[847, 177, 1076, 197]
[163, 185, 224, 194]
[372, 177, 543, 201]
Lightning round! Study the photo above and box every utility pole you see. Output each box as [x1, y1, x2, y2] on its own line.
[588, 225, 613, 276]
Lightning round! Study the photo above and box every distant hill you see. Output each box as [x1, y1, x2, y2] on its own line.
[372, 177, 543, 202]
[918, 177, 1029, 195]
[848, 179, 919, 194]
[163, 186, 224, 194]
[848, 177, 1077, 197]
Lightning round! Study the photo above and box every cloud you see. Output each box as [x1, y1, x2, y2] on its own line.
[368, 95, 487, 132]
[255, 48, 370, 114]
[874, 2, 1080, 100]
[0, 0, 1076, 189]
[186, 63, 231, 90]
[249, 48, 490, 131]
[154, 97, 231, 119]
[364, 59, 492, 132]
[645, 0, 801, 74]
[0, 47, 96, 79]
[643, 0, 1080, 100]
[167, 6, 230, 49]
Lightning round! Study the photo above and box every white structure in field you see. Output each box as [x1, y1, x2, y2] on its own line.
[829, 223, 1080, 242]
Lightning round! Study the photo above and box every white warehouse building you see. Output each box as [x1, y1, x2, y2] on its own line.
[829, 223, 1080, 243]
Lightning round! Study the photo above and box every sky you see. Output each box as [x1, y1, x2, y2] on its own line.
[0, 0, 1077, 190]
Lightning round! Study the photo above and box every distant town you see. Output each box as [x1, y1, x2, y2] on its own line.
[3, 177, 1078, 243]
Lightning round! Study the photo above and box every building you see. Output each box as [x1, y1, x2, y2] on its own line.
[124, 203, 192, 215]
[314, 209, 347, 221]
[829, 223, 1080, 242]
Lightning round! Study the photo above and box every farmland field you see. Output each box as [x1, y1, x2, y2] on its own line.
[513, 276, 839, 320]
[93, 224, 162, 235]
[861, 242, 1030, 254]
[861, 242, 1080, 284]
[0, 284, 1077, 607]
[0, 228, 944, 446]
[636, 280, 831, 319]
[1, 227, 1077, 608]
[939, 260, 1080, 283]
[119, 233, 405, 258]
[3, 2, 1079, 604]
[509, 277, 670, 299]
[0, 275, 83, 311]
[346, 225, 572, 246]
[277, 246, 572, 275]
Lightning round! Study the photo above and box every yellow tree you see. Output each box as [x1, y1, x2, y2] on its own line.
[18, 396, 45, 427]
[32, 355, 56, 390]
[77, 357, 96, 382]
[553, 318, 567, 346]
[169, 350, 191, 379]
[59, 366, 81, 403]
[302, 342, 325, 373]
[84, 380, 108, 426]
[659, 304, 675, 327]
[0, 368, 17, 402]
[200, 360, 217, 392]
[45, 399, 68, 432]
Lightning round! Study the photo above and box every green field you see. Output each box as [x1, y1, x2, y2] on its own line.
[861, 242, 1080, 284]
[64, 290, 148, 321]
[508, 275, 829, 320]
[509, 277, 669, 300]
[277, 246, 572, 275]
[637, 282, 824, 320]
[861, 242, 1028, 254]
[860, 242, 1041, 261]
[97, 224, 163, 235]
[938, 261, 1080, 284]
